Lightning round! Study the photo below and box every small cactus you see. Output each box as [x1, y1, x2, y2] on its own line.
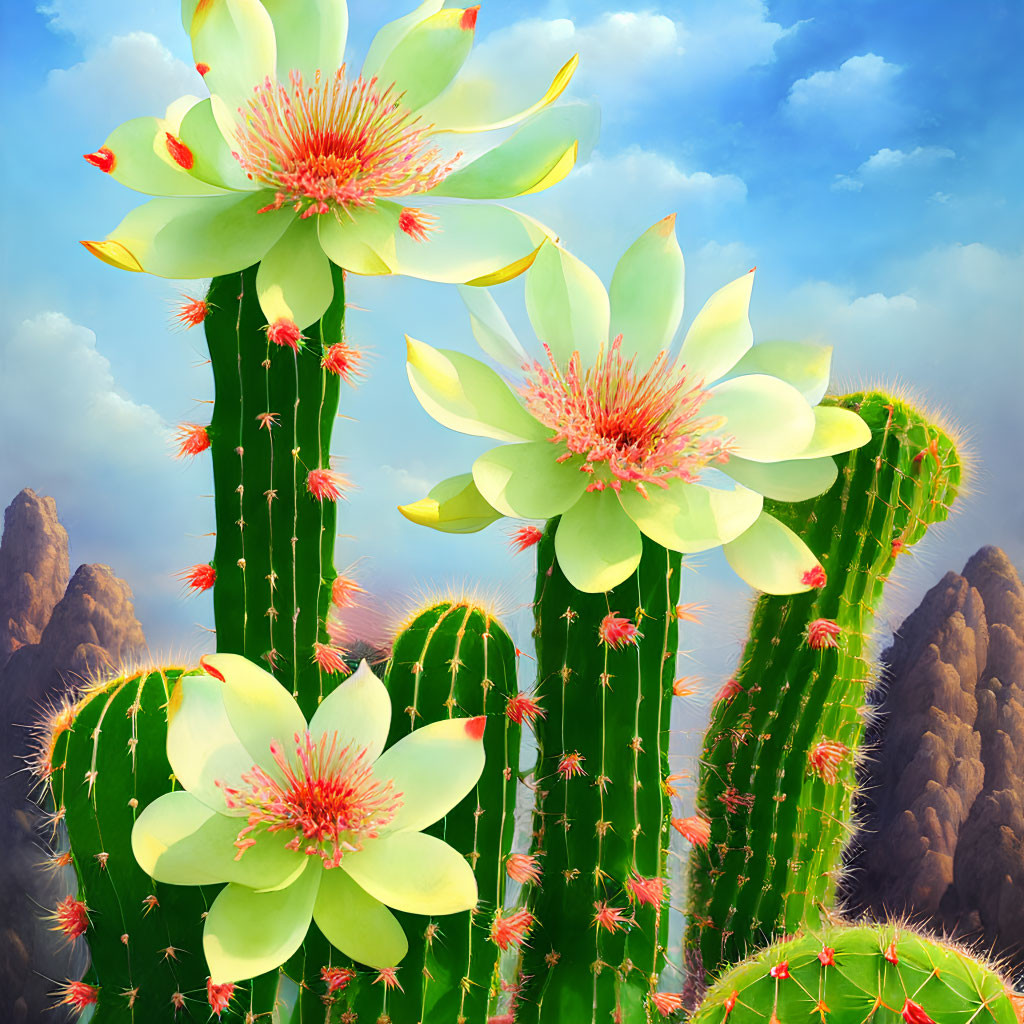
[44, 666, 279, 1021]
[690, 923, 1022, 1024]
[332, 595, 521, 1023]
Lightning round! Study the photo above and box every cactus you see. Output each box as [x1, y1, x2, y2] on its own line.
[203, 265, 349, 720]
[685, 391, 962, 985]
[513, 530, 682, 1024]
[324, 596, 521, 1024]
[690, 923, 1022, 1023]
[44, 666, 279, 1021]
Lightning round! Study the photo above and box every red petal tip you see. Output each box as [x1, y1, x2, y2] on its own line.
[465, 716, 486, 740]
[199, 655, 225, 682]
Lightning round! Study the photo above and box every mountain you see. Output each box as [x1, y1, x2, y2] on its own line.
[843, 546, 1024, 976]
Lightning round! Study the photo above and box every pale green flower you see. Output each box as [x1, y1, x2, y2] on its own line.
[400, 216, 872, 593]
[131, 655, 485, 983]
[81, 0, 594, 330]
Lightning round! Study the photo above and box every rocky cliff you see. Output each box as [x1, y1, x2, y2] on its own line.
[843, 546, 1024, 976]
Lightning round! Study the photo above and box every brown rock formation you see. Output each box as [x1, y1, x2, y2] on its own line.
[0, 490, 69, 666]
[843, 546, 1024, 976]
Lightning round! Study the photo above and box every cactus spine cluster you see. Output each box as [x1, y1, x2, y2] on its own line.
[513, 530, 682, 1024]
[686, 391, 962, 986]
[332, 598, 521, 1023]
[45, 667, 277, 1022]
[204, 265, 348, 719]
[691, 923, 1021, 1023]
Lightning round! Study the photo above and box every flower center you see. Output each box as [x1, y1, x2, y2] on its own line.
[234, 67, 460, 219]
[521, 336, 732, 496]
[221, 730, 402, 869]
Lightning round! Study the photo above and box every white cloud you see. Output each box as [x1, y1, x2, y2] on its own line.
[446, 3, 796, 121]
[785, 54, 904, 141]
[45, 32, 200, 127]
[518, 147, 746, 275]
[37, 0, 183, 50]
[787, 53, 902, 112]
[860, 145, 956, 174]
[832, 145, 957, 191]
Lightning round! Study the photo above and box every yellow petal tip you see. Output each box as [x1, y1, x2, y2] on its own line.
[398, 499, 440, 527]
[81, 239, 144, 273]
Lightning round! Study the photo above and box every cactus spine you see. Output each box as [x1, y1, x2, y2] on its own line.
[204, 265, 347, 719]
[513, 530, 681, 1024]
[691, 924, 1021, 1023]
[45, 667, 278, 1022]
[685, 392, 962, 986]
[328, 598, 521, 1024]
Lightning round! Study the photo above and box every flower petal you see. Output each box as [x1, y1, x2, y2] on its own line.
[132, 790, 304, 889]
[428, 103, 598, 200]
[256, 215, 336, 329]
[719, 455, 838, 502]
[617, 479, 763, 553]
[262, 0, 347, 83]
[702, 374, 816, 462]
[525, 240, 610, 368]
[373, 718, 485, 834]
[790, 406, 873, 459]
[81, 192, 294, 279]
[201, 653, 307, 777]
[376, 8, 476, 113]
[307, 660, 391, 762]
[204, 859, 321, 983]
[178, 97, 259, 191]
[723, 512, 821, 595]
[420, 54, 579, 134]
[313, 865, 408, 969]
[392, 203, 555, 285]
[166, 673, 254, 813]
[407, 336, 548, 442]
[398, 473, 503, 534]
[554, 489, 643, 593]
[189, 0, 277, 147]
[723, 341, 833, 407]
[679, 270, 755, 384]
[472, 441, 587, 519]
[609, 215, 686, 365]
[317, 203, 399, 275]
[362, 0, 444, 79]
[457, 285, 530, 370]
[93, 113, 233, 198]
[341, 832, 477, 915]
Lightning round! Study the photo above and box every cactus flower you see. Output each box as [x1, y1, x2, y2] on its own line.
[131, 655, 485, 983]
[79, 0, 595, 331]
[400, 216, 872, 593]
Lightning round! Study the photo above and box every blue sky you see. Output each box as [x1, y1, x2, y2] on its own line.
[1, 0, 1021, 728]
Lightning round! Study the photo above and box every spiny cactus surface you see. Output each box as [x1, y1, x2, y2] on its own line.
[205, 264, 347, 720]
[327, 598, 520, 1024]
[686, 392, 962, 984]
[46, 667, 278, 1022]
[691, 924, 1021, 1024]
[514, 528, 682, 1024]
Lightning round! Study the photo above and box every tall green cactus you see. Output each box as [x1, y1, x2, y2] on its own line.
[685, 391, 962, 986]
[203, 265, 349, 719]
[691, 924, 1022, 1023]
[329, 596, 521, 1024]
[44, 667, 279, 1022]
[513, 531, 682, 1024]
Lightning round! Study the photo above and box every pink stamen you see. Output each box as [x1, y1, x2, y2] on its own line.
[50, 895, 89, 942]
[557, 751, 586, 779]
[593, 901, 633, 933]
[207, 979, 234, 1017]
[267, 317, 303, 351]
[509, 524, 543, 553]
[672, 815, 711, 847]
[624, 873, 666, 907]
[307, 467, 349, 502]
[331, 573, 365, 608]
[374, 967, 403, 992]
[807, 618, 842, 650]
[176, 563, 215, 592]
[490, 908, 534, 950]
[801, 564, 827, 589]
[312, 642, 350, 676]
[321, 966, 355, 993]
[172, 294, 210, 330]
[54, 981, 99, 1013]
[520, 336, 731, 494]
[651, 992, 685, 1017]
[173, 423, 211, 458]
[219, 730, 402, 869]
[598, 612, 642, 649]
[321, 341, 364, 384]
[398, 206, 437, 241]
[235, 68, 460, 219]
[505, 692, 545, 726]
